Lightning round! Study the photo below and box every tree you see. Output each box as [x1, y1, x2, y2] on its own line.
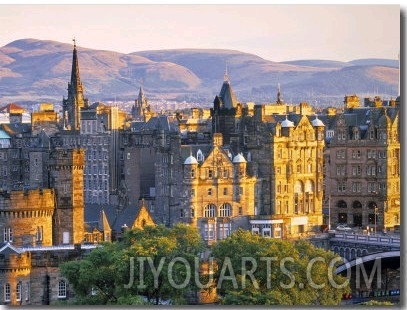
[210, 229, 350, 305]
[60, 224, 204, 305]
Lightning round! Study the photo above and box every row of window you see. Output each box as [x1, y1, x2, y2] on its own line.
[3, 227, 44, 243]
[336, 165, 383, 176]
[337, 182, 392, 193]
[336, 149, 388, 159]
[186, 168, 244, 179]
[203, 223, 231, 240]
[2, 281, 64, 303]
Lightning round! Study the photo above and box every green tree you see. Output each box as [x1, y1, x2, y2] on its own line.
[211, 229, 350, 305]
[60, 224, 204, 305]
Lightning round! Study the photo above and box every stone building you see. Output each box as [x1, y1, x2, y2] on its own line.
[177, 133, 259, 245]
[131, 85, 154, 122]
[0, 189, 55, 247]
[324, 95, 400, 232]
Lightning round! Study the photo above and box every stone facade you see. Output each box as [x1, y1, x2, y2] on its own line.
[49, 148, 85, 245]
[325, 96, 400, 231]
[0, 189, 55, 247]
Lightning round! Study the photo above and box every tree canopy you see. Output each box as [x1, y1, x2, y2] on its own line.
[210, 229, 350, 305]
[60, 224, 204, 305]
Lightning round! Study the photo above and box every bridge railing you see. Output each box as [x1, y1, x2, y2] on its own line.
[333, 233, 400, 245]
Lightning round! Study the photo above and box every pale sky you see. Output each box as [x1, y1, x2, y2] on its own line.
[0, 4, 401, 62]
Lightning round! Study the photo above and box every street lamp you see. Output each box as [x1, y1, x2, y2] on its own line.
[328, 194, 331, 230]
[372, 190, 378, 235]
[374, 206, 378, 235]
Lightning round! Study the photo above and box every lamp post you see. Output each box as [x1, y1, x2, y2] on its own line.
[374, 206, 378, 235]
[328, 194, 331, 230]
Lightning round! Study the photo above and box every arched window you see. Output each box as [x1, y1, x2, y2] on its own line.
[352, 201, 362, 208]
[58, 280, 67, 298]
[219, 203, 232, 217]
[204, 204, 217, 218]
[337, 200, 347, 208]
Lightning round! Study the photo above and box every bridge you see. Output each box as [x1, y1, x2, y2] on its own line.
[329, 232, 400, 263]
[308, 232, 400, 273]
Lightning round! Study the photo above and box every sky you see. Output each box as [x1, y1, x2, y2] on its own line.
[0, 4, 401, 62]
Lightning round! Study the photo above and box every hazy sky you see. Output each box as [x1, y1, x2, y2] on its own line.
[0, 4, 400, 62]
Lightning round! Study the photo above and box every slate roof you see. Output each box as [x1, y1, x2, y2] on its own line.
[84, 203, 149, 232]
[130, 116, 179, 133]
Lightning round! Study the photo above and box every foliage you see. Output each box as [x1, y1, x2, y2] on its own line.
[359, 300, 395, 306]
[211, 229, 350, 305]
[60, 224, 204, 305]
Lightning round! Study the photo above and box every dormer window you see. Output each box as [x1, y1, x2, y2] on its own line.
[197, 149, 204, 162]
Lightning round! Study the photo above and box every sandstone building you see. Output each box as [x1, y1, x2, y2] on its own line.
[323, 95, 400, 232]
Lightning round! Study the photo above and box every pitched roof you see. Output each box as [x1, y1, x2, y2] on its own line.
[0, 103, 26, 113]
[0, 242, 23, 255]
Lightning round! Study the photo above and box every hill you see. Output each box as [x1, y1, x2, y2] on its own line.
[0, 39, 399, 107]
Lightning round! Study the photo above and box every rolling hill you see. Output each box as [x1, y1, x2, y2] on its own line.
[0, 39, 399, 107]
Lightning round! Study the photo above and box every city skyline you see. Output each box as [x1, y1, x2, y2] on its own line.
[0, 4, 400, 63]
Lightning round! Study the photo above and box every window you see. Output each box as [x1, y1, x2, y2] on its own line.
[238, 206, 243, 216]
[190, 208, 195, 218]
[219, 223, 231, 239]
[58, 280, 67, 298]
[190, 169, 195, 178]
[352, 166, 361, 176]
[337, 182, 346, 192]
[219, 203, 232, 217]
[25, 283, 29, 301]
[204, 223, 215, 240]
[36, 226, 43, 242]
[207, 188, 212, 196]
[223, 188, 228, 195]
[3, 227, 13, 242]
[208, 169, 213, 179]
[4, 283, 10, 302]
[262, 224, 271, 237]
[352, 182, 361, 192]
[276, 200, 281, 214]
[16, 282, 22, 302]
[336, 165, 346, 176]
[204, 204, 216, 218]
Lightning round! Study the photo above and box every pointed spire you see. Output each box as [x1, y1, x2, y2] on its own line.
[70, 38, 81, 87]
[224, 62, 229, 82]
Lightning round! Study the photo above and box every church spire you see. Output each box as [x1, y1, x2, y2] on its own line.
[224, 62, 229, 82]
[62, 38, 85, 131]
[70, 38, 81, 91]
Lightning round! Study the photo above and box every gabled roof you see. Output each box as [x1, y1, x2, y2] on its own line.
[131, 116, 179, 133]
[0, 103, 26, 113]
[0, 242, 23, 255]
